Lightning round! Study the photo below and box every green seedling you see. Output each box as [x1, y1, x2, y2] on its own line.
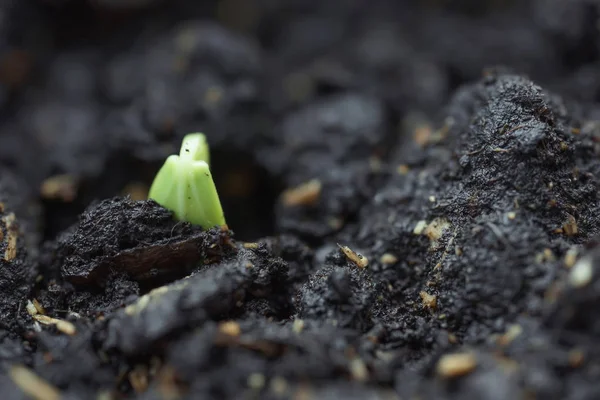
[148, 133, 226, 229]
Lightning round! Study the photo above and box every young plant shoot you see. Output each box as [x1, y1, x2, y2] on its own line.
[148, 133, 226, 229]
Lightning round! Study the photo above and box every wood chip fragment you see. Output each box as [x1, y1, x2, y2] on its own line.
[270, 376, 289, 395]
[243, 242, 258, 249]
[424, 218, 450, 242]
[380, 253, 398, 265]
[562, 214, 578, 236]
[156, 366, 182, 400]
[282, 179, 321, 207]
[564, 247, 578, 268]
[419, 291, 437, 310]
[26, 300, 38, 316]
[32, 298, 45, 315]
[447, 333, 458, 344]
[96, 391, 114, 400]
[33, 314, 76, 336]
[129, 365, 149, 394]
[40, 174, 78, 202]
[338, 245, 368, 268]
[292, 319, 305, 334]
[497, 324, 522, 346]
[349, 358, 369, 382]
[397, 164, 409, 175]
[436, 352, 477, 378]
[3, 213, 17, 261]
[204, 86, 224, 105]
[327, 217, 344, 230]
[414, 125, 433, 147]
[3, 212, 16, 228]
[247, 373, 265, 389]
[9, 365, 61, 400]
[219, 321, 241, 337]
[369, 156, 382, 172]
[570, 256, 593, 288]
[5, 233, 17, 261]
[413, 220, 428, 235]
[536, 248, 555, 263]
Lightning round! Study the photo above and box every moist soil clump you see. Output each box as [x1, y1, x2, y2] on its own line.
[0, 1, 600, 399]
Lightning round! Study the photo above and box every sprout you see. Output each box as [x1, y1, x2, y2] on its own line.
[148, 133, 226, 229]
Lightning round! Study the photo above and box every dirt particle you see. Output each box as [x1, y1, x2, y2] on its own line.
[428, 195, 436, 203]
[436, 352, 477, 378]
[380, 253, 398, 265]
[569, 256, 593, 288]
[0, 202, 4, 213]
[247, 373, 265, 389]
[243, 242, 259, 249]
[219, 321, 241, 337]
[397, 164, 410, 175]
[414, 124, 433, 147]
[40, 174, 78, 202]
[270, 376, 289, 395]
[327, 217, 344, 230]
[338, 245, 368, 268]
[349, 358, 369, 382]
[369, 156, 383, 172]
[507, 211, 517, 220]
[96, 391, 113, 400]
[419, 291, 437, 310]
[9, 365, 61, 400]
[569, 349, 585, 368]
[284, 71, 314, 103]
[292, 319, 305, 334]
[282, 179, 322, 207]
[204, 87, 224, 105]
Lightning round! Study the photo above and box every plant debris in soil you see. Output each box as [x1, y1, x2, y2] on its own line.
[0, 0, 600, 399]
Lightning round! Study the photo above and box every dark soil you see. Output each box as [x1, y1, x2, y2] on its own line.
[1, 0, 600, 399]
